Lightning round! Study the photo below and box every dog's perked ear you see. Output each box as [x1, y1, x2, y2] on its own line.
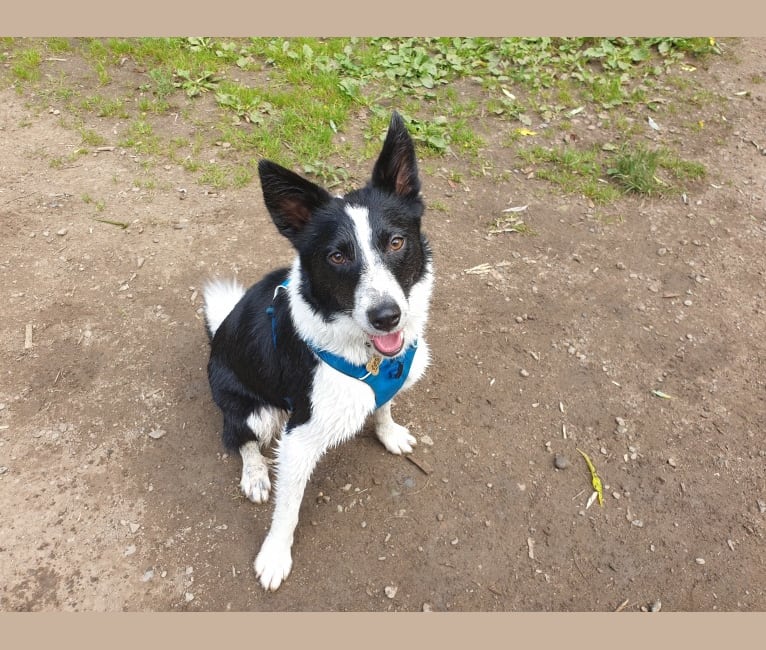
[258, 160, 333, 241]
[370, 111, 421, 201]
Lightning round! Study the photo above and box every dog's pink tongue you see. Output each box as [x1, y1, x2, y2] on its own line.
[371, 331, 404, 356]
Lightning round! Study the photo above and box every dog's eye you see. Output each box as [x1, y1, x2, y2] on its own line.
[328, 251, 346, 265]
[388, 236, 405, 252]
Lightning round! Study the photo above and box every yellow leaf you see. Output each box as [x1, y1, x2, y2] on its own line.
[576, 448, 604, 507]
[515, 128, 537, 137]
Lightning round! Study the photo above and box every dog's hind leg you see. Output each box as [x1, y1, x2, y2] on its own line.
[238, 407, 287, 504]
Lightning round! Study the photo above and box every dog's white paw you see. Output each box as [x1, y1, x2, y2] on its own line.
[377, 421, 417, 455]
[240, 442, 271, 503]
[240, 466, 271, 503]
[254, 535, 293, 591]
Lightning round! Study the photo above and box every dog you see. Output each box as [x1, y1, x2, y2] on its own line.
[202, 112, 434, 591]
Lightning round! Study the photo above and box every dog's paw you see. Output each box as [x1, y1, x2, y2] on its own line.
[254, 535, 293, 591]
[240, 461, 271, 504]
[239, 442, 271, 503]
[376, 421, 417, 455]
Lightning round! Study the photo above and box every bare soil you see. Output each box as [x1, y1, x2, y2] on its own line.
[1, 38, 765, 612]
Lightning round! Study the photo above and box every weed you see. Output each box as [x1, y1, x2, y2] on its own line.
[200, 163, 228, 189]
[120, 119, 160, 154]
[174, 69, 219, 97]
[608, 144, 704, 195]
[11, 47, 42, 82]
[302, 160, 350, 188]
[148, 68, 176, 100]
[520, 145, 621, 204]
[216, 86, 273, 124]
[79, 127, 107, 147]
[81, 95, 128, 118]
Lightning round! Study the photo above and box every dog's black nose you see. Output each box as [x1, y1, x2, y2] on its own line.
[367, 302, 401, 332]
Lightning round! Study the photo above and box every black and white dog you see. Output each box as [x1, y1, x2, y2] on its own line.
[203, 112, 433, 591]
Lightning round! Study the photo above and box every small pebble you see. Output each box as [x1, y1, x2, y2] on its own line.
[56, 228, 68, 236]
[649, 600, 662, 612]
[695, 558, 706, 565]
[553, 454, 570, 470]
[148, 429, 166, 440]
[520, 369, 530, 378]
[683, 299, 693, 307]
[436, 513, 444, 521]
[123, 545, 136, 557]
[141, 570, 154, 582]
[422, 603, 433, 612]
[384, 586, 398, 599]
[657, 247, 667, 256]
[185, 592, 194, 602]
[667, 458, 677, 468]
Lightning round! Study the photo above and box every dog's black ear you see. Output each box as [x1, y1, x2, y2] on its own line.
[258, 160, 332, 241]
[371, 111, 420, 200]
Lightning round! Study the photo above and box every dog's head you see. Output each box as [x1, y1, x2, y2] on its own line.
[258, 112, 432, 361]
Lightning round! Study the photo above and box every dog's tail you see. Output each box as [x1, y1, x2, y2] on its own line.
[203, 279, 246, 339]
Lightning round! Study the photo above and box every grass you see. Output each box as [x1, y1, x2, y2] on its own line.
[608, 144, 705, 195]
[0, 36, 719, 201]
[520, 145, 623, 204]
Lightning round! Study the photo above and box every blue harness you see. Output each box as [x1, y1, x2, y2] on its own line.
[268, 279, 417, 409]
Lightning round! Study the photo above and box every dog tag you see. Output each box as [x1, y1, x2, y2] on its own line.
[365, 354, 382, 376]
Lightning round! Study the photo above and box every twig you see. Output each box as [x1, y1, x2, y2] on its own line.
[614, 599, 630, 612]
[405, 454, 433, 475]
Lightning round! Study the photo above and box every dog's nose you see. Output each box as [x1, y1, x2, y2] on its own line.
[367, 302, 401, 332]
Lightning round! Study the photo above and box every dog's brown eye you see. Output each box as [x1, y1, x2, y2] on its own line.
[329, 251, 346, 265]
[388, 236, 405, 252]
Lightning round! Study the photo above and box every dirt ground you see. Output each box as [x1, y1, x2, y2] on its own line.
[1, 38, 765, 612]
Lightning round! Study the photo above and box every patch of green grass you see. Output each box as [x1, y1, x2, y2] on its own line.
[120, 119, 160, 154]
[608, 144, 705, 195]
[520, 145, 621, 204]
[79, 127, 107, 147]
[11, 47, 42, 82]
[199, 163, 229, 189]
[81, 95, 128, 118]
[1, 36, 723, 205]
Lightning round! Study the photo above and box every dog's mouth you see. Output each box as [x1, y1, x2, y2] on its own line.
[369, 330, 404, 357]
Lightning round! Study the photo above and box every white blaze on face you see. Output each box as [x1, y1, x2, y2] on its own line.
[344, 205, 407, 335]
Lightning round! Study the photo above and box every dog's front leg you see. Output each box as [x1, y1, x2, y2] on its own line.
[254, 425, 324, 591]
[374, 401, 417, 455]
